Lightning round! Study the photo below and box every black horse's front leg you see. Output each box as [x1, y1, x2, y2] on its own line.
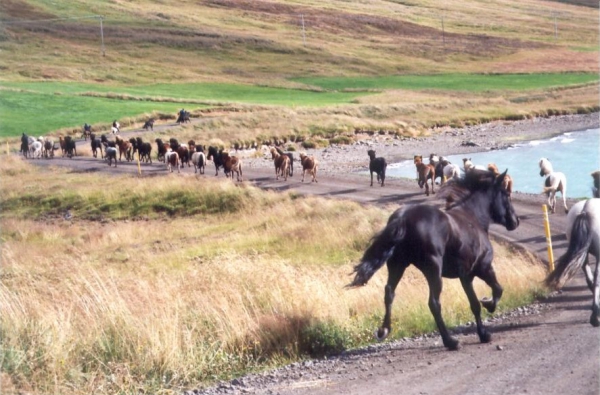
[460, 276, 491, 343]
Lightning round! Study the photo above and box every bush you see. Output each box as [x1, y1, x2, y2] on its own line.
[299, 321, 352, 357]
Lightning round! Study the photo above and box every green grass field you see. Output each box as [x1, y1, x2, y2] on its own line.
[294, 73, 599, 92]
[2, 72, 597, 138]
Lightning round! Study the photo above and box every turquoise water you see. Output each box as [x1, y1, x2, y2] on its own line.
[386, 128, 600, 198]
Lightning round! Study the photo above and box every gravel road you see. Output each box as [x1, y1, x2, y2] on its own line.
[28, 113, 600, 395]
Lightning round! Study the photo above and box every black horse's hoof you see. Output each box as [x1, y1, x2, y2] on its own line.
[479, 331, 492, 343]
[590, 314, 600, 327]
[375, 327, 389, 341]
[444, 338, 461, 350]
[480, 297, 496, 313]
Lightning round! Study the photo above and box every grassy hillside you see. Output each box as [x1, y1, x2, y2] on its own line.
[1, 0, 598, 85]
[0, 1, 598, 139]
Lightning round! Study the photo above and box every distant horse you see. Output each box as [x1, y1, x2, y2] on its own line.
[270, 147, 290, 181]
[136, 137, 152, 163]
[462, 158, 486, 172]
[176, 110, 190, 124]
[155, 138, 169, 162]
[111, 120, 120, 134]
[539, 157, 568, 214]
[143, 119, 155, 131]
[43, 138, 55, 159]
[546, 198, 600, 326]
[28, 140, 43, 159]
[488, 163, 513, 200]
[177, 145, 190, 168]
[368, 149, 387, 187]
[348, 169, 520, 350]
[429, 154, 445, 184]
[165, 150, 180, 173]
[414, 155, 435, 196]
[592, 171, 600, 198]
[82, 123, 92, 140]
[90, 133, 103, 158]
[207, 146, 225, 176]
[299, 153, 318, 183]
[105, 147, 118, 167]
[115, 136, 132, 161]
[191, 146, 206, 174]
[64, 136, 77, 158]
[275, 147, 294, 177]
[441, 158, 461, 182]
[222, 151, 243, 181]
[20, 133, 34, 158]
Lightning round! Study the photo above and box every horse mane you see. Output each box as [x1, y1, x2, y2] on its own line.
[438, 169, 496, 210]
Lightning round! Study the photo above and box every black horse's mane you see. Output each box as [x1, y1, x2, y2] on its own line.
[438, 169, 496, 210]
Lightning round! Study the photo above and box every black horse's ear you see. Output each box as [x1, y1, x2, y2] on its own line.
[495, 170, 508, 187]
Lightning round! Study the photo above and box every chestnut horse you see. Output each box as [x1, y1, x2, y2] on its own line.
[270, 147, 290, 181]
[299, 153, 318, 183]
[349, 169, 519, 350]
[414, 155, 435, 196]
[488, 163, 513, 200]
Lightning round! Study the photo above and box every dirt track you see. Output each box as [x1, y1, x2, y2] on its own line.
[29, 118, 600, 395]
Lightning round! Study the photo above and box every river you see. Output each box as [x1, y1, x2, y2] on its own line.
[386, 128, 600, 198]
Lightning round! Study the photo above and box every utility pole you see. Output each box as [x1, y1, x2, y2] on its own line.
[99, 16, 105, 56]
[301, 14, 306, 46]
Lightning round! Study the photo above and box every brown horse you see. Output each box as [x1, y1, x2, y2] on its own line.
[165, 150, 180, 173]
[115, 135, 133, 161]
[488, 163, 513, 200]
[270, 147, 290, 181]
[414, 155, 435, 196]
[222, 151, 243, 181]
[300, 153, 318, 183]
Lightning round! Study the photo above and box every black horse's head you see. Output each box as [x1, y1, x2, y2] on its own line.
[490, 170, 519, 231]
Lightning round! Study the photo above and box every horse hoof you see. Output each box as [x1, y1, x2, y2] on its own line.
[479, 331, 492, 343]
[444, 338, 461, 350]
[480, 297, 496, 313]
[375, 327, 389, 341]
[590, 315, 600, 327]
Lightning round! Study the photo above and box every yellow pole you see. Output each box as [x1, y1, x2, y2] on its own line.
[542, 204, 555, 272]
[137, 152, 142, 176]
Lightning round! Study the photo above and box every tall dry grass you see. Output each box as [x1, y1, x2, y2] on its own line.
[0, 156, 547, 394]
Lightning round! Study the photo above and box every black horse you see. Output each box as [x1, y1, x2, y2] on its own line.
[20, 133, 30, 157]
[348, 169, 519, 350]
[207, 146, 224, 176]
[143, 119, 155, 131]
[368, 149, 387, 187]
[90, 133, 103, 159]
[176, 110, 190, 124]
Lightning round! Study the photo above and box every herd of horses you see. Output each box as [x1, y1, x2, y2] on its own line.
[19, 123, 599, 349]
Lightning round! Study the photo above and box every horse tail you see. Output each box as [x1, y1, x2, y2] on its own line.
[347, 211, 405, 287]
[545, 211, 592, 289]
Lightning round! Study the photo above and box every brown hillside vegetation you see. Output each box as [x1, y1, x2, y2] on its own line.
[0, 0, 597, 84]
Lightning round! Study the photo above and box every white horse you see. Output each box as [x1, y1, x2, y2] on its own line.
[539, 158, 568, 213]
[546, 198, 600, 326]
[111, 120, 120, 135]
[191, 151, 206, 174]
[442, 162, 461, 181]
[28, 140, 43, 159]
[462, 158, 486, 172]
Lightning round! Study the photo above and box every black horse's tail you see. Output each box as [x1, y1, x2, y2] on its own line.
[546, 211, 592, 289]
[347, 212, 405, 287]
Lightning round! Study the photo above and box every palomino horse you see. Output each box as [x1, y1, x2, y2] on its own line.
[368, 149, 387, 187]
[488, 163, 513, 200]
[414, 155, 435, 196]
[299, 153, 318, 183]
[270, 147, 290, 181]
[348, 169, 519, 350]
[539, 157, 568, 213]
[546, 198, 600, 326]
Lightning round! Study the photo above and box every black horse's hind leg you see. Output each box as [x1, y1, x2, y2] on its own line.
[460, 276, 491, 343]
[377, 260, 407, 341]
[421, 263, 459, 350]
